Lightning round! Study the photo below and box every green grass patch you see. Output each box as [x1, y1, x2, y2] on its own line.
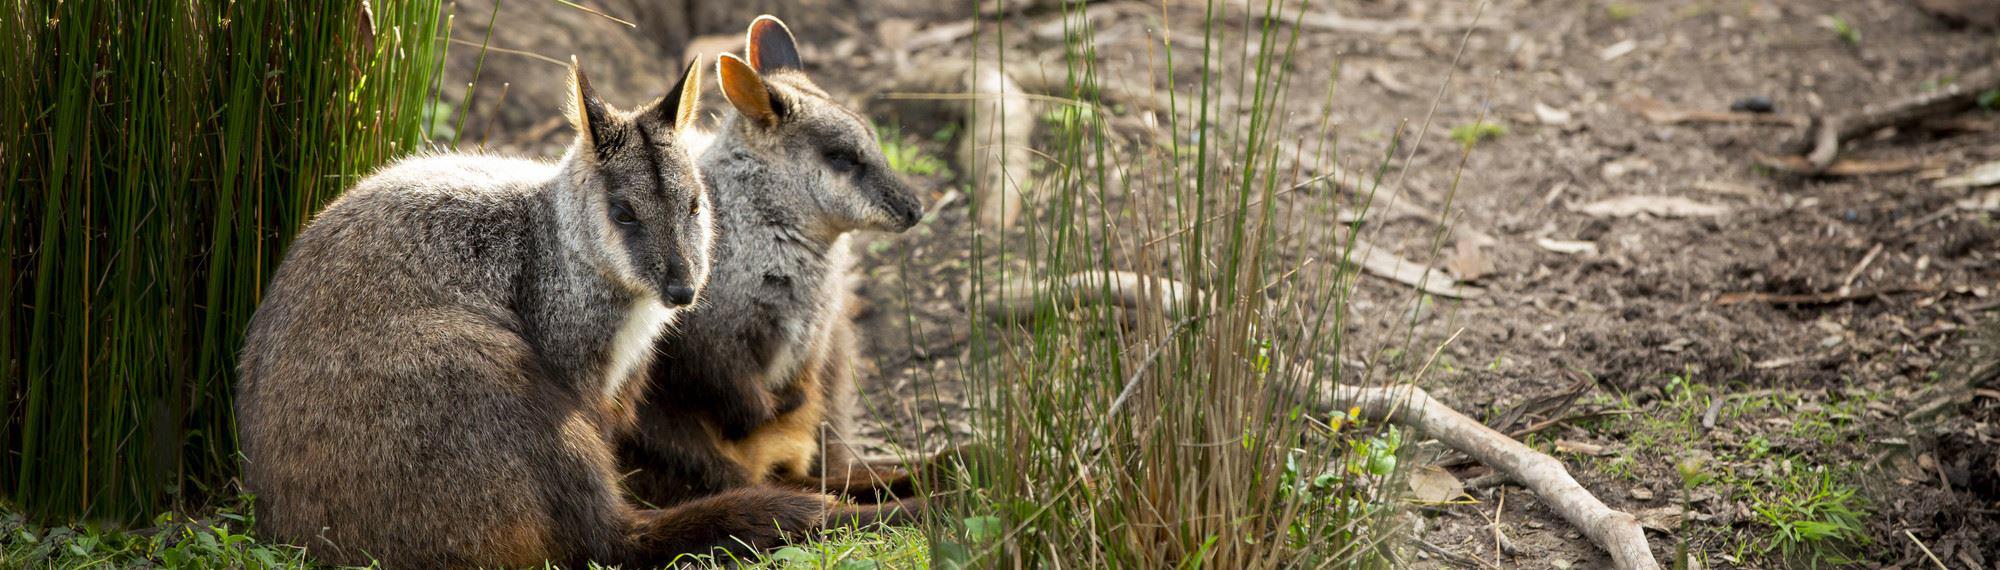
[1, 503, 311, 569]
[1823, 15, 1860, 46]
[878, 124, 952, 178]
[1749, 464, 1869, 568]
[1449, 121, 1507, 148]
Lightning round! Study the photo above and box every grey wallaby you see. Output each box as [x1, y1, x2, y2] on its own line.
[619, 16, 951, 512]
[235, 57, 892, 569]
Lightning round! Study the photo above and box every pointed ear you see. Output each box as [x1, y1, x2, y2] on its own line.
[746, 15, 802, 73]
[717, 53, 781, 128]
[652, 56, 704, 132]
[568, 55, 621, 155]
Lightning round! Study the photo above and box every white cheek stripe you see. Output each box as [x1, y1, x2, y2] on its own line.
[604, 299, 674, 399]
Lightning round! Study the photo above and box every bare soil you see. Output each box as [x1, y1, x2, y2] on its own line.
[455, 0, 2000, 567]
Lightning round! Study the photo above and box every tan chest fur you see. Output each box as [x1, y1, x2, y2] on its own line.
[714, 349, 828, 482]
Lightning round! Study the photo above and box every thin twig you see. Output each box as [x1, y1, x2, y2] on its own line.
[552, 0, 635, 27]
[1904, 529, 1948, 570]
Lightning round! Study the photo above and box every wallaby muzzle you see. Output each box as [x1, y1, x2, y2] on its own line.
[875, 175, 922, 232]
[661, 257, 698, 306]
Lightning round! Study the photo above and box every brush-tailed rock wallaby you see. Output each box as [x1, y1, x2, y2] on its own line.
[619, 16, 949, 510]
[235, 57, 890, 569]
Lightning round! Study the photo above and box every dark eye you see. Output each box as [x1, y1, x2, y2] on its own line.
[610, 201, 639, 226]
[825, 150, 860, 174]
[688, 196, 700, 216]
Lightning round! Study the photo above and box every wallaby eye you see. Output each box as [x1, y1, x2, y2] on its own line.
[688, 196, 700, 216]
[610, 200, 639, 226]
[824, 150, 860, 174]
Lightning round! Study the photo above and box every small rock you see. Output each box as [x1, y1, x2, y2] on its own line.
[1598, 39, 1638, 61]
[1552, 560, 1572, 569]
[1729, 96, 1776, 113]
[1534, 101, 1573, 125]
[1631, 486, 1656, 500]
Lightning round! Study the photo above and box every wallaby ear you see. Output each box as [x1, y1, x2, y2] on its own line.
[717, 53, 782, 128]
[652, 56, 704, 132]
[568, 55, 621, 155]
[745, 15, 802, 73]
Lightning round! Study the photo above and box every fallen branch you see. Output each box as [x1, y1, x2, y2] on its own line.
[1788, 62, 2000, 170]
[1290, 382, 1661, 570]
[1225, 0, 1489, 35]
[1616, 93, 1808, 128]
[984, 270, 1201, 321]
[1751, 152, 1927, 176]
[986, 270, 1656, 568]
[1713, 285, 1931, 306]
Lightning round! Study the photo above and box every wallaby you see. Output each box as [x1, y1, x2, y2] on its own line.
[235, 58, 890, 569]
[619, 16, 937, 509]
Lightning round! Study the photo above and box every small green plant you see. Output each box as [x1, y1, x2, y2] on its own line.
[1449, 121, 1507, 148]
[1824, 15, 1860, 45]
[1674, 455, 1713, 570]
[1978, 89, 1999, 110]
[1751, 465, 1869, 568]
[731, 526, 929, 570]
[1606, 2, 1637, 21]
[877, 124, 952, 177]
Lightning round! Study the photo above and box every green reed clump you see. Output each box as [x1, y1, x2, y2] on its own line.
[930, 0, 1421, 566]
[0, 0, 443, 524]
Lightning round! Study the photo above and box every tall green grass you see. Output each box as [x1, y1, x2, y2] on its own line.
[935, 0, 1422, 566]
[0, 0, 444, 524]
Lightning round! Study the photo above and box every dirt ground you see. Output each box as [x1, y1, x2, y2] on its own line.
[457, 0, 2000, 567]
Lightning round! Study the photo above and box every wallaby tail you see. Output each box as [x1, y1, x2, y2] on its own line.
[781, 443, 996, 505]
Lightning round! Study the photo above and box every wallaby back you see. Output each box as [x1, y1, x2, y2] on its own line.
[235, 58, 852, 569]
[620, 15, 925, 509]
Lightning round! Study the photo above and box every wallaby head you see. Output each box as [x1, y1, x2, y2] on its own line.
[561, 56, 713, 306]
[712, 16, 922, 237]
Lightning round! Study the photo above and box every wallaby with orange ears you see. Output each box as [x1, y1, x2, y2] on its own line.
[620, 16, 953, 512]
[236, 56, 890, 569]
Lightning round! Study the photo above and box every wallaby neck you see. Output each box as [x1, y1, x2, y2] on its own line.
[518, 169, 656, 399]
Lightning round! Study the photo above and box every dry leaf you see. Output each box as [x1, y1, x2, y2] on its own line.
[1350, 239, 1483, 299]
[1536, 237, 1598, 255]
[1690, 180, 1763, 197]
[1958, 189, 2000, 212]
[1407, 465, 1466, 503]
[1598, 39, 1637, 61]
[1936, 160, 2000, 189]
[1445, 235, 1496, 282]
[1577, 196, 1731, 218]
[1555, 439, 1610, 456]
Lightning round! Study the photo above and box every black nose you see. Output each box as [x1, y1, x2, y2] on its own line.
[664, 284, 697, 306]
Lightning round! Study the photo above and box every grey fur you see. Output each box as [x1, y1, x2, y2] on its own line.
[234, 62, 730, 568]
[623, 29, 922, 506]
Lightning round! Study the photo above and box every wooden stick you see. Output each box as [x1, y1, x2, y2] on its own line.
[1290, 382, 1662, 570]
[984, 270, 1200, 321]
[1791, 62, 2000, 170]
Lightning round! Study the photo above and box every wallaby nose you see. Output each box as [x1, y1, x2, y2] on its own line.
[664, 284, 697, 306]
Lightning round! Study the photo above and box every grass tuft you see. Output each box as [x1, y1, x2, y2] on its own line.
[1, 0, 445, 524]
